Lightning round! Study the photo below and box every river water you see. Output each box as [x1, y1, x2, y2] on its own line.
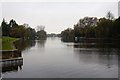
[2, 37, 118, 78]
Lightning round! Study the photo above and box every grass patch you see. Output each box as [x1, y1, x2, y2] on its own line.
[1, 36, 19, 50]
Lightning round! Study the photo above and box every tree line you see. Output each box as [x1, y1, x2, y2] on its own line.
[61, 12, 120, 42]
[0, 19, 47, 40]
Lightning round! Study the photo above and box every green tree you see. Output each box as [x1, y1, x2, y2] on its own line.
[74, 26, 85, 37]
[9, 19, 18, 28]
[96, 18, 113, 38]
[36, 30, 47, 40]
[1, 19, 11, 36]
[112, 17, 120, 39]
[61, 28, 74, 42]
[10, 25, 27, 39]
[85, 26, 96, 38]
[26, 27, 36, 40]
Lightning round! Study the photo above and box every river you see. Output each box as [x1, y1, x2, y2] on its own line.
[2, 37, 118, 78]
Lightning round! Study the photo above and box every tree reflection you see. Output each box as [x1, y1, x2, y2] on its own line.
[37, 40, 46, 48]
[2, 61, 23, 73]
[1, 39, 36, 74]
[14, 39, 36, 51]
[2, 50, 23, 74]
[73, 39, 118, 69]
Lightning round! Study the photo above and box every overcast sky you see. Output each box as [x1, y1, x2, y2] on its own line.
[1, 1, 119, 34]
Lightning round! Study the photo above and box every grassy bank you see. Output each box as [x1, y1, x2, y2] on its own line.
[1, 36, 19, 50]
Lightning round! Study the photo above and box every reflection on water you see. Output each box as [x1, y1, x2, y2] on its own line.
[73, 38, 118, 69]
[14, 39, 36, 50]
[2, 60, 23, 73]
[1, 51, 23, 74]
[2, 40, 36, 74]
[74, 48, 118, 69]
[37, 40, 46, 48]
[2, 38, 119, 78]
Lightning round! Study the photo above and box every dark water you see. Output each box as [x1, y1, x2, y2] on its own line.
[2, 37, 118, 78]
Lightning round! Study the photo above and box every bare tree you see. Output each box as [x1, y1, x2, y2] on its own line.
[23, 23, 29, 28]
[106, 11, 114, 20]
[36, 25, 45, 31]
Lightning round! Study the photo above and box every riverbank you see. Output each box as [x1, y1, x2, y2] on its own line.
[1, 36, 19, 50]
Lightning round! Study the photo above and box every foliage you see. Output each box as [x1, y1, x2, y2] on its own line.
[26, 27, 36, 40]
[95, 18, 113, 38]
[74, 26, 85, 37]
[36, 30, 47, 40]
[85, 26, 96, 38]
[112, 17, 120, 39]
[1, 19, 37, 40]
[61, 28, 74, 42]
[10, 25, 27, 39]
[61, 12, 120, 42]
[1, 19, 11, 36]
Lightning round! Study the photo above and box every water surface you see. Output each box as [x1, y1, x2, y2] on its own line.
[2, 37, 118, 78]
